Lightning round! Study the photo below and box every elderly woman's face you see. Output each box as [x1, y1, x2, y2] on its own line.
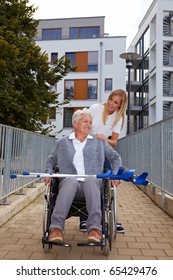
[74, 114, 92, 136]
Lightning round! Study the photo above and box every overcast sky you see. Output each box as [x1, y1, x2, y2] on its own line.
[29, 0, 153, 47]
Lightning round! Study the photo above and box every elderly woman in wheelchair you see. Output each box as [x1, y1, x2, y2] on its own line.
[44, 108, 121, 250]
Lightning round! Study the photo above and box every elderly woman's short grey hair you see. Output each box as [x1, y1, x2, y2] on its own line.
[72, 108, 93, 125]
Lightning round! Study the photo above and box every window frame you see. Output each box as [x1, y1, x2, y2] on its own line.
[70, 26, 100, 39]
[105, 78, 113, 91]
[42, 28, 62, 40]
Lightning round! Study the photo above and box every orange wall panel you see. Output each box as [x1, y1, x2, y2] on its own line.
[76, 52, 88, 72]
[74, 80, 88, 100]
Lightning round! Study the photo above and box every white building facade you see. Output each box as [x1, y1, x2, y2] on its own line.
[35, 16, 127, 138]
[127, 0, 173, 132]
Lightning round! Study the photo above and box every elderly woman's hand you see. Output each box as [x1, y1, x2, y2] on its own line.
[111, 180, 121, 187]
[44, 177, 51, 186]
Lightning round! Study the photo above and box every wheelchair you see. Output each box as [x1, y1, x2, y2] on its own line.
[9, 166, 148, 256]
[42, 174, 117, 256]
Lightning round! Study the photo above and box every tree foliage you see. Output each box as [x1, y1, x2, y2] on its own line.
[0, 0, 75, 133]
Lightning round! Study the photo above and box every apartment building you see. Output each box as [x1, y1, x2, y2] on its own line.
[127, 0, 173, 132]
[35, 16, 126, 137]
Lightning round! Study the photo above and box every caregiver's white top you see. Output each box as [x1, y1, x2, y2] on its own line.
[89, 103, 122, 137]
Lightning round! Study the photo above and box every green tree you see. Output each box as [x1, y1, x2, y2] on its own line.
[0, 0, 75, 133]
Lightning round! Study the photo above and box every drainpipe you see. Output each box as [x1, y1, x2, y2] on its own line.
[99, 42, 103, 102]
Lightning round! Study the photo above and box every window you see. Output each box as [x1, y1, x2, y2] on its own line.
[69, 28, 79, 39]
[80, 27, 100, 38]
[163, 101, 173, 119]
[70, 27, 100, 39]
[105, 50, 113, 64]
[105, 79, 112, 91]
[51, 53, 58, 64]
[42, 29, 62, 40]
[64, 107, 87, 127]
[88, 51, 98, 71]
[163, 72, 173, 96]
[64, 79, 97, 100]
[49, 107, 56, 120]
[64, 108, 74, 127]
[64, 80, 74, 99]
[66, 53, 76, 66]
[163, 11, 173, 36]
[143, 28, 150, 54]
[88, 80, 97, 99]
[88, 65, 98, 71]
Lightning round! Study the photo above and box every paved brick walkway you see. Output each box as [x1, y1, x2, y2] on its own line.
[0, 181, 173, 260]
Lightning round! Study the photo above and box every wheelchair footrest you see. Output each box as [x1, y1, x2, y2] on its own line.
[42, 237, 71, 247]
[77, 241, 103, 247]
[50, 241, 71, 247]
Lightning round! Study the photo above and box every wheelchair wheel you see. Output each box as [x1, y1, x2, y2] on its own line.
[112, 185, 117, 239]
[43, 242, 52, 253]
[42, 185, 50, 252]
[103, 232, 110, 256]
[104, 180, 117, 255]
[42, 184, 50, 236]
[103, 210, 112, 256]
[108, 180, 114, 243]
[102, 180, 111, 255]
[42, 183, 56, 253]
[43, 179, 58, 236]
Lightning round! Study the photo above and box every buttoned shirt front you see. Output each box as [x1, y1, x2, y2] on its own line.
[69, 132, 93, 181]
